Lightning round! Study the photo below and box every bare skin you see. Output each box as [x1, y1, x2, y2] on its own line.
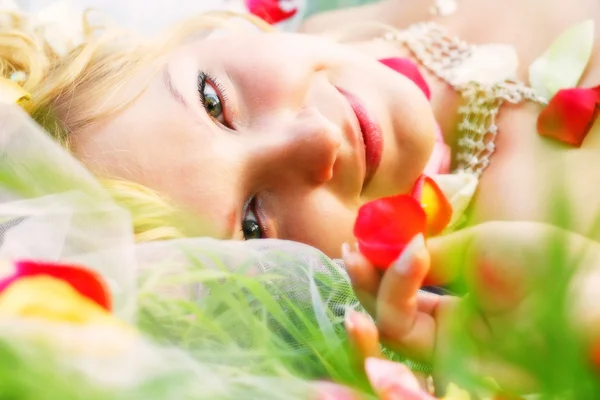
[71, 0, 600, 261]
[72, 32, 436, 257]
[303, 0, 600, 240]
[64, 3, 600, 390]
[303, 3, 600, 389]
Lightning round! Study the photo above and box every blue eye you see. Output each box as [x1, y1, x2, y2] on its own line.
[198, 71, 226, 124]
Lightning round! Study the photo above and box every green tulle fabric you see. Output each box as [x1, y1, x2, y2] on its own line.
[0, 105, 419, 399]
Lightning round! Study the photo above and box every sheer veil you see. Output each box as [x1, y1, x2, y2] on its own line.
[0, 104, 390, 398]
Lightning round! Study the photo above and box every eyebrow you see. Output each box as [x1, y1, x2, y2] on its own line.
[163, 66, 191, 111]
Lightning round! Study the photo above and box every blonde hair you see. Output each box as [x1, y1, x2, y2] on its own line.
[0, 8, 271, 242]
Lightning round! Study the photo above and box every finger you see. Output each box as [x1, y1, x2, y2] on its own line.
[426, 222, 598, 313]
[476, 357, 538, 394]
[429, 228, 531, 314]
[431, 301, 538, 394]
[365, 357, 436, 400]
[342, 243, 381, 315]
[416, 290, 442, 314]
[375, 234, 437, 362]
[345, 310, 382, 364]
[427, 221, 595, 283]
[312, 381, 365, 400]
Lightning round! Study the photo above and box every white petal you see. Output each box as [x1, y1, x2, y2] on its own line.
[451, 44, 519, 86]
[528, 19, 595, 98]
[431, 172, 479, 232]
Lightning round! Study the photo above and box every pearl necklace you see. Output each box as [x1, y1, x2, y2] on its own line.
[381, 22, 547, 177]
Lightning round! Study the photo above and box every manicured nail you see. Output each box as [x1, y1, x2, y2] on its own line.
[345, 310, 376, 335]
[344, 310, 355, 331]
[341, 242, 351, 259]
[365, 357, 421, 393]
[392, 233, 425, 274]
[313, 381, 361, 400]
[364, 357, 399, 388]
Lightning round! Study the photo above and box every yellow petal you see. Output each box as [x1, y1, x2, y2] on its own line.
[420, 176, 453, 235]
[430, 173, 479, 232]
[0, 276, 125, 328]
[0, 77, 30, 105]
[441, 383, 472, 400]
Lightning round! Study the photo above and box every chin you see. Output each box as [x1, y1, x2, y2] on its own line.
[363, 131, 435, 200]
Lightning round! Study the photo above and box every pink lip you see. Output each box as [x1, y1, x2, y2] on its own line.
[337, 88, 383, 188]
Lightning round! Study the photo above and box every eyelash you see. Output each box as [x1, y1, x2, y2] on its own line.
[197, 70, 230, 124]
[242, 196, 269, 239]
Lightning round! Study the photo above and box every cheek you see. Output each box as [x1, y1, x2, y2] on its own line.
[275, 190, 358, 258]
[387, 77, 437, 154]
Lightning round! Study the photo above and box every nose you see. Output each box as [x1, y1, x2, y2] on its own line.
[255, 106, 343, 186]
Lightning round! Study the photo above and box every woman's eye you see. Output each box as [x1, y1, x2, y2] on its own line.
[198, 71, 228, 125]
[201, 82, 224, 123]
[242, 208, 262, 240]
[242, 198, 264, 240]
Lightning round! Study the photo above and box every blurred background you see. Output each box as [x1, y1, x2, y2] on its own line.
[9, 0, 379, 35]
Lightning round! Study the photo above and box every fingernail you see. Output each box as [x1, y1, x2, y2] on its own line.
[345, 310, 376, 335]
[365, 357, 421, 393]
[364, 357, 398, 388]
[345, 310, 367, 332]
[344, 310, 355, 331]
[313, 381, 360, 400]
[341, 242, 351, 259]
[392, 233, 425, 275]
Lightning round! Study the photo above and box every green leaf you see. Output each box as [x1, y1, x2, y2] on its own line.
[529, 19, 595, 98]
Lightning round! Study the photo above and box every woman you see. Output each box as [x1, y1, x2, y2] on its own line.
[9, 0, 600, 253]
[1, 0, 600, 394]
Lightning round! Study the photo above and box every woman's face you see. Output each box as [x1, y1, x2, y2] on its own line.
[73, 29, 436, 258]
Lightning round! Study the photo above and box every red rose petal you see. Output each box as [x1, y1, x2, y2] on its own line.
[245, 0, 298, 24]
[356, 241, 406, 270]
[354, 195, 427, 268]
[378, 58, 431, 100]
[0, 260, 112, 311]
[537, 85, 600, 147]
[410, 174, 426, 200]
[591, 341, 600, 371]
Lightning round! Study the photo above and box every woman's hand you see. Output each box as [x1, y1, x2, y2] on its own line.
[342, 221, 600, 390]
[314, 309, 436, 399]
[313, 360, 435, 400]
